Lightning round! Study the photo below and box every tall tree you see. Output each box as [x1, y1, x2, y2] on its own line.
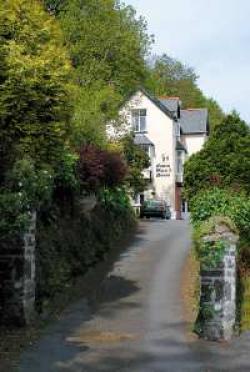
[146, 54, 224, 130]
[0, 0, 73, 180]
[56, 0, 151, 95]
[44, 0, 152, 147]
[184, 112, 250, 200]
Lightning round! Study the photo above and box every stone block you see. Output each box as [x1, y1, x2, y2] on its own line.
[0, 212, 36, 326]
[196, 224, 238, 341]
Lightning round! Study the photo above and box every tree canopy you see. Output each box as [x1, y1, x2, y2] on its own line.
[0, 0, 74, 180]
[44, 0, 153, 147]
[145, 54, 224, 130]
[184, 112, 250, 201]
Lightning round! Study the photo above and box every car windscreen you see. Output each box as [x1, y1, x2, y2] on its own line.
[144, 201, 164, 208]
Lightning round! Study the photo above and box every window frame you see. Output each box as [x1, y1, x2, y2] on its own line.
[131, 109, 147, 133]
[175, 121, 181, 137]
[176, 150, 183, 174]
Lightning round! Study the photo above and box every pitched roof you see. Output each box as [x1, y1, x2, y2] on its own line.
[180, 109, 208, 134]
[134, 133, 154, 146]
[136, 88, 175, 120]
[159, 97, 180, 115]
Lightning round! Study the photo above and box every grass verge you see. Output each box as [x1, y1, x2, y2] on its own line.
[239, 272, 250, 332]
[181, 248, 200, 340]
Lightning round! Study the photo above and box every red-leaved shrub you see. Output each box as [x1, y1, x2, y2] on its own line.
[77, 145, 127, 192]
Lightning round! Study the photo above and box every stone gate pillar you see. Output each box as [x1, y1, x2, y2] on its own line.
[0, 212, 36, 326]
[196, 222, 238, 341]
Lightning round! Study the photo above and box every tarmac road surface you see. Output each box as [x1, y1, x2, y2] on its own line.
[19, 220, 250, 371]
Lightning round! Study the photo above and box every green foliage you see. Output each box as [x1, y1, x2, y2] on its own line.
[6, 158, 54, 208]
[98, 187, 133, 214]
[59, 0, 152, 95]
[0, 157, 55, 238]
[199, 240, 226, 269]
[36, 191, 136, 307]
[184, 112, 250, 200]
[146, 54, 224, 130]
[0, 192, 30, 238]
[43, 0, 66, 15]
[193, 215, 238, 238]
[0, 0, 74, 176]
[239, 275, 250, 332]
[54, 148, 79, 191]
[49, 0, 152, 148]
[147, 54, 199, 99]
[72, 85, 121, 147]
[193, 215, 237, 268]
[190, 188, 250, 236]
[120, 134, 150, 195]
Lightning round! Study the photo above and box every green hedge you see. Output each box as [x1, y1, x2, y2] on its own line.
[193, 215, 238, 269]
[190, 188, 250, 237]
[190, 187, 250, 269]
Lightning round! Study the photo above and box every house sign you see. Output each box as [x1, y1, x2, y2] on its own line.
[156, 163, 171, 177]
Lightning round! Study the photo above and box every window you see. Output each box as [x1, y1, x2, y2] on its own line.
[132, 109, 147, 132]
[175, 121, 181, 137]
[176, 150, 183, 174]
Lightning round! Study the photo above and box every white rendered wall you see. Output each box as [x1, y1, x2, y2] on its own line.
[183, 134, 207, 157]
[120, 91, 176, 214]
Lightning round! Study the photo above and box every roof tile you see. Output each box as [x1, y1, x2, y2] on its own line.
[180, 109, 208, 134]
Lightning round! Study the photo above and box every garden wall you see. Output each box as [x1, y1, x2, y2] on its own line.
[195, 217, 238, 341]
[0, 213, 36, 326]
[0, 192, 136, 325]
[35, 198, 136, 315]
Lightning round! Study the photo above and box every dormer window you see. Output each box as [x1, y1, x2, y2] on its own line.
[132, 109, 147, 132]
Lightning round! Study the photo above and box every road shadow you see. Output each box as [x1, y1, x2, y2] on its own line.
[18, 274, 142, 372]
[18, 220, 250, 372]
[18, 226, 146, 372]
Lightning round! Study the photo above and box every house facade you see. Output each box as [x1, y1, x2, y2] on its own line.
[107, 89, 209, 219]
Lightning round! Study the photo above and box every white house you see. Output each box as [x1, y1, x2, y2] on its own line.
[107, 89, 209, 219]
[180, 109, 209, 156]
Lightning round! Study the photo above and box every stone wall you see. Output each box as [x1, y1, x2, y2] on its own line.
[197, 224, 238, 341]
[0, 212, 36, 326]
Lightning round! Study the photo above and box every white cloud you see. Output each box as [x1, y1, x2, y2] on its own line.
[128, 0, 250, 122]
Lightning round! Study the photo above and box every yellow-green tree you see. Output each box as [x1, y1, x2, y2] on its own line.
[44, 0, 152, 147]
[0, 0, 74, 180]
[146, 54, 224, 130]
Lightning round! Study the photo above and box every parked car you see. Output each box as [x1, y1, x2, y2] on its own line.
[140, 200, 171, 219]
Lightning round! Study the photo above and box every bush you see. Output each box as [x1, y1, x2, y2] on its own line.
[77, 144, 127, 193]
[193, 215, 238, 268]
[0, 158, 54, 239]
[184, 113, 250, 200]
[0, 192, 29, 239]
[190, 188, 250, 237]
[36, 188, 136, 311]
[190, 187, 250, 269]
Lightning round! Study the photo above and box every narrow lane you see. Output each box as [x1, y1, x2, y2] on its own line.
[18, 220, 250, 371]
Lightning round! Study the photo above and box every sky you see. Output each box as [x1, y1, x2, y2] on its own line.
[127, 0, 250, 123]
